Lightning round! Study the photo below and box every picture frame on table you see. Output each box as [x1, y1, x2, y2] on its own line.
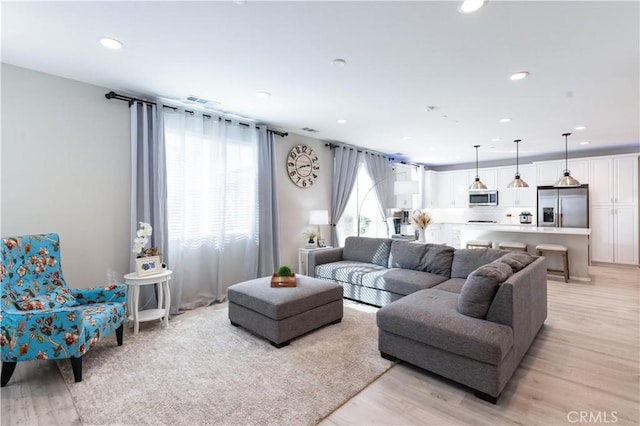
[317, 239, 327, 248]
[135, 255, 162, 277]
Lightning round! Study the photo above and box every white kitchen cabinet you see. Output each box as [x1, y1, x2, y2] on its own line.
[440, 223, 463, 248]
[591, 204, 639, 265]
[423, 223, 443, 243]
[535, 159, 588, 186]
[422, 170, 437, 208]
[497, 164, 536, 207]
[436, 170, 470, 208]
[588, 155, 638, 265]
[474, 168, 498, 190]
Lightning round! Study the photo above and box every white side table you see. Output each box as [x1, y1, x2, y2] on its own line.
[298, 247, 333, 276]
[124, 270, 173, 334]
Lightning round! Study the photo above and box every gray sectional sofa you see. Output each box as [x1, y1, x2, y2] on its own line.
[307, 236, 548, 403]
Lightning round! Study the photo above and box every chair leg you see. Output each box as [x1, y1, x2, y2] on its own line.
[563, 252, 570, 283]
[116, 324, 124, 346]
[1, 362, 17, 387]
[71, 357, 82, 382]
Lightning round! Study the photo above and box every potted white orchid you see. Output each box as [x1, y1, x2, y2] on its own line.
[132, 222, 154, 257]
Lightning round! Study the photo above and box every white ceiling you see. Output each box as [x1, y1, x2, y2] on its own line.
[2, 1, 639, 166]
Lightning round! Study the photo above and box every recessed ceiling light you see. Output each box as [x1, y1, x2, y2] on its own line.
[491, 138, 500, 142]
[331, 58, 347, 67]
[575, 125, 587, 130]
[99, 37, 124, 50]
[337, 119, 347, 124]
[510, 71, 530, 81]
[459, 0, 485, 13]
[402, 136, 412, 140]
[255, 91, 271, 99]
[440, 115, 448, 119]
[579, 141, 590, 145]
[499, 118, 511, 123]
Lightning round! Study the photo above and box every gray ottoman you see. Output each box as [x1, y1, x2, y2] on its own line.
[228, 275, 343, 348]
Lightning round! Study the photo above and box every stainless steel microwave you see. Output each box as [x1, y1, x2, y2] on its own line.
[469, 190, 498, 206]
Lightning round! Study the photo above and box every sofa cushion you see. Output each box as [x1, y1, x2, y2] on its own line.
[457, 262, 513, 318]
[343, 237, 391, 267]
[495, 251, 536, 273]
[451, 248, 508, 278]
[361, 269, 448, 295]
[388, 241, 454, 277]
[377, 289, 513, 365]
[433, 278, 466, 294]
[315, 261, 386, 286]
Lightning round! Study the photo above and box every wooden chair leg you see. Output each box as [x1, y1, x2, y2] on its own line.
[116, 324, 124, 346]
[563, 252, 570, 283]
[71, 357, 82, 382]
[1, 361, 17, 387]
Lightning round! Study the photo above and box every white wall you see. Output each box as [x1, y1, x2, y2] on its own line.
[1, 64, 130, 287]
[275, 134, 332, 273]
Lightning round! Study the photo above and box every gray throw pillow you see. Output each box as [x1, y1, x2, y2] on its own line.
[495, 252, 535, 273]
[451, 248, 508, 278]
[457, 262, 513, 318]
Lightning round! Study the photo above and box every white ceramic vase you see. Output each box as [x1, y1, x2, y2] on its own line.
[418, 228, 427, 243]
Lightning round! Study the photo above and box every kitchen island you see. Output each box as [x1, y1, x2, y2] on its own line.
[460, 224, 591, 281]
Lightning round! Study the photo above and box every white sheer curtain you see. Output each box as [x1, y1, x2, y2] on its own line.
[164, 108, 259, 309]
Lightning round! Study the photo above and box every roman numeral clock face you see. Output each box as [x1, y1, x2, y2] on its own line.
[287, 144, 319, 188]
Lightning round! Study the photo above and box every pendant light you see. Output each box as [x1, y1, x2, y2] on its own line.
[469, 145, 487, 190]
[507, 139, 529, 188]
[554, 132, 580, 187]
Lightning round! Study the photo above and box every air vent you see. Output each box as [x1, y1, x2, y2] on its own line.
[301, 127, 319, 133]
[183, 95, 217, 106]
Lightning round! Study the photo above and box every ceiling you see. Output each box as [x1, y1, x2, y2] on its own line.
[2, 1, 639, 166]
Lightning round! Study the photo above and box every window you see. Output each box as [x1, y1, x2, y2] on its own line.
[165, 115, 258, 244]
[336, 162, 388, 246]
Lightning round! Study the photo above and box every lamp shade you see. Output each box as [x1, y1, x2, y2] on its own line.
[393, 180, 419, 195]
[309, 210, 329, 225]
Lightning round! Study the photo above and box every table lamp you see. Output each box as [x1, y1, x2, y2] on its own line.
[309, 210, 329, 247]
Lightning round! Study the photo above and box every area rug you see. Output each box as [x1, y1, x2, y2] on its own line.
[57, 303, 393, 426]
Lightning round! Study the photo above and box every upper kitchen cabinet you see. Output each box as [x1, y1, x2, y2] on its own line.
[535, 159, 588, 186]
[421, 170, 437, 208]
[436, 170, 471, 208]
[589, 155, 637, 206]
[475, 168, 498, 190]
[497, 164, 536, 207]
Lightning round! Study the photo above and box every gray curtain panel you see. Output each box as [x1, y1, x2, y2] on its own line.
[130, 102, 169, 310]
[257, 129, 281, 275]
[364, 152, 392, 222]
[331, 146, 362, 246]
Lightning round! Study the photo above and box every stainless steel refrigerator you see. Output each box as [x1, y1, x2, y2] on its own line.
[537, 185, 589, 228]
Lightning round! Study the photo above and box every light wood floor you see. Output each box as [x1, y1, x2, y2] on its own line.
[1, 266, 638, 425]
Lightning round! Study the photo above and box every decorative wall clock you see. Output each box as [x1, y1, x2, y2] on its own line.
[287, 144, 319, 188]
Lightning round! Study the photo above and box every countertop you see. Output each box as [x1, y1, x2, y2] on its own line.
[463, 224, 591, 235]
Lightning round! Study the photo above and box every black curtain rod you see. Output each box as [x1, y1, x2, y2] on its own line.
[105, 91, 288, 138]
[324, 142, 391, 159]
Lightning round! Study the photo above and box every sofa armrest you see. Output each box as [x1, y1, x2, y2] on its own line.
[486, 256, 547, 364]
[307, 248, 344, 277]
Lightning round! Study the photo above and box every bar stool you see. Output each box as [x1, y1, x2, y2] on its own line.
[498, 241, 528, 252]
[466, 240, 492, 249]
[535, 244, 569, 283]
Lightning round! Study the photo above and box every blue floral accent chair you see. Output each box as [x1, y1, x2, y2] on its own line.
[1, 233, 128, 386]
